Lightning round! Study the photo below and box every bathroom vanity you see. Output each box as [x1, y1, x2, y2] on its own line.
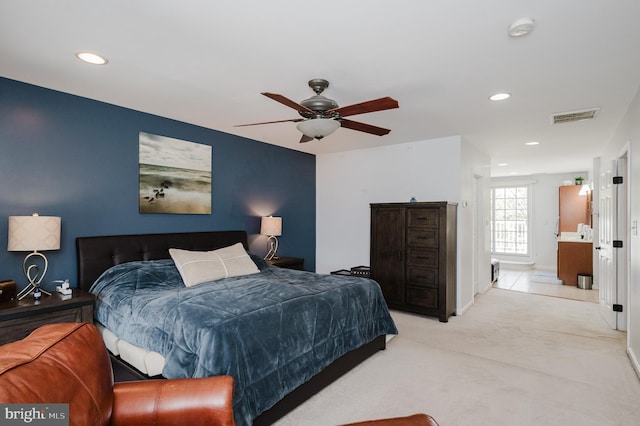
[557, 240, 593, 286]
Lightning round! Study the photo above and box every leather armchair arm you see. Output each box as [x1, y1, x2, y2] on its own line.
[341, 414, 440, 426]
[111, 375, 235, 426]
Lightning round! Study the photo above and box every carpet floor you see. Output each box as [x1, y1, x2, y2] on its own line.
[274, 288, 640, 426]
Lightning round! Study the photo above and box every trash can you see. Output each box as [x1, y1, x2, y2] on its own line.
[577, 274, 593, 290]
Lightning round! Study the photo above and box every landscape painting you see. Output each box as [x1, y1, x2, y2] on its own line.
[139, 132, 212, 214]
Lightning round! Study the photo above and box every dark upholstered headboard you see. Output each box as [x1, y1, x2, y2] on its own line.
[76, 230, 249, 291]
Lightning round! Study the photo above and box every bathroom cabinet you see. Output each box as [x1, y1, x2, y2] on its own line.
[557, 241, 593, 286]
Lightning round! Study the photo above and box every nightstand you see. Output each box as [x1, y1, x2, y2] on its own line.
[0, 289, 95, 346]
[267, 256, 304, 271]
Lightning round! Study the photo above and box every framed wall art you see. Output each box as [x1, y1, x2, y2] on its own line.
[139, 132, 212, 214]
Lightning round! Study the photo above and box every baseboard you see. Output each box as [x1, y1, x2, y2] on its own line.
[628, 346, 640, 380]
[479, 281, 493, 294]
[458, 297, 475, 316]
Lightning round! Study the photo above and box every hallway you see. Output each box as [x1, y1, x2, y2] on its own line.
[494, 268, 599, 303]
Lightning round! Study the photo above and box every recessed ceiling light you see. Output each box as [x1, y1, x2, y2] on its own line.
[489, 93, 511, 101]
[508, 17, 535, 37]
[498, 163, 508, 166]
[525, 141, 539, 146]
[75, 52, 108, 65]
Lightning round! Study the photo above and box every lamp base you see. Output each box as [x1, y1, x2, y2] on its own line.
[16, 251, 53, 301]
[264, 236, 279, 261]
[17, 283, 52, 301]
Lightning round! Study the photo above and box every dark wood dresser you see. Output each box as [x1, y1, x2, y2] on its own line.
[0, 289, 95, 345]
[370, 202, 457, 322]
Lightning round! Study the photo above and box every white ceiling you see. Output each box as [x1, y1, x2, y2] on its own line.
[2, 1, 640, 177]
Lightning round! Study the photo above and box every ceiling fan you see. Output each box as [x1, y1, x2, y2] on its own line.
[236, 79, 399, 143]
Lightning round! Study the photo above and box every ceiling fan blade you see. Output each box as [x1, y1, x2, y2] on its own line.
[340, 119, 391, 136]
[329, 97, 399, 118]
[299, 134, 314, 143]
[235, 118, 303, 127]
[262, 92, 314, 114]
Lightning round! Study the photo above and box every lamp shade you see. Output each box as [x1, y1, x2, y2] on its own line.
[8, 214, 61, 251]
[260, 216, 282, 237]
[296, 118, 340, 139]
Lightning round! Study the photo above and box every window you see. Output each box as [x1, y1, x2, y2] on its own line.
[491, 185, 529, 255]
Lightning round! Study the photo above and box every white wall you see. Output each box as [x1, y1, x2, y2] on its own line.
[492, 172, 589, 271]
[317, 135, 490, 315]
[460, 138, 492, 302]
[601, 85, 640, 375]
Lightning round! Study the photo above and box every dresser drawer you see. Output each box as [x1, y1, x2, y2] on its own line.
[407, 287, 438, 309]
[408, 209, 439, 228]
[407, 267, 438, 288]
[407, 228, 438, 247]
[407, 247, 438, 267]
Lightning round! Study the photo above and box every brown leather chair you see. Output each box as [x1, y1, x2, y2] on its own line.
[0, 322, 235, 426]
[342, 413, 440, 426]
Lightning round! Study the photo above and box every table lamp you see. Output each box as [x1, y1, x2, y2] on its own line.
[7, 213, 61, 300]
[261, 216, 282, 260]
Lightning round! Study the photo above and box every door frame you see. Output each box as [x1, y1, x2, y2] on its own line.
[472, 173, 479, 295]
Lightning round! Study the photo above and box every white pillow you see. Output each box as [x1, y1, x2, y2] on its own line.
[169, 243, 260, 287]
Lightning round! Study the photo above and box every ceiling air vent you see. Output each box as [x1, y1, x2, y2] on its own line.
[551, 108, 600, 124]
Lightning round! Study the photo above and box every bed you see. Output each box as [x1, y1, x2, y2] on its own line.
[76, 230, 397, 426]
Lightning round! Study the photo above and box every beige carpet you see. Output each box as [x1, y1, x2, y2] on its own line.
[274, 288, 640, 425]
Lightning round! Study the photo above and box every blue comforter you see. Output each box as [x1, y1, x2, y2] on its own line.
[90, 258, 397, 425]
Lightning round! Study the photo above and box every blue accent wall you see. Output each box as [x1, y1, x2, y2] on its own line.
[0, 77, 316, 291]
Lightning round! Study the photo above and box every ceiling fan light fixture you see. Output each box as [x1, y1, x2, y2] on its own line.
[296, 118, 340, 140]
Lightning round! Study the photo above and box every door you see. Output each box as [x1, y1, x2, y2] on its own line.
[597, 160, 623, 329]
[371, 207, 405, 305]
[615, 153, 628, 331]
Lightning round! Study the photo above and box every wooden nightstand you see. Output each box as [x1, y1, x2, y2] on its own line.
[0, 289, 95, 346]
[267, 256, 304, 271]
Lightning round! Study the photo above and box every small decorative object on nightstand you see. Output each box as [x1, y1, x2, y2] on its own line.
[0, 280, 17, 302]
[0, 288, 94, 346]
[267, 256, 304, 271]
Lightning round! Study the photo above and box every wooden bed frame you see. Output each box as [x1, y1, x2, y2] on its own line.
[76, 230, 386, 426]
